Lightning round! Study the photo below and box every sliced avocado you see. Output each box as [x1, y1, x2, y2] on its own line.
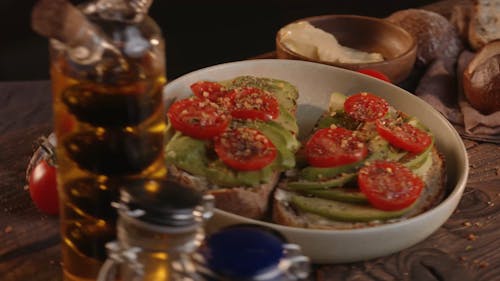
[301, 188, 368, 204]
[165, 131, 281, 187]
[365, 136, 391, 161]
[275, 104, 299, 134]
[401, 137, 434, 170]
[242, 120, 298, 169]
[299, 136, 390, 181]
[287, 173, 357, 190]
[290, 194, 412, 222]
[245, 120, 300, 151]
[299, 161, 361, 181]
[205, 160, 275, 187]
[223, 76, 298, 113]
[316, 111, 361, 131]
[328, 92, 347, 112]
[165, 132, 209, 177]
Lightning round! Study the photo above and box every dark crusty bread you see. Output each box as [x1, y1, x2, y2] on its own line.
[272, 147, 446, 230]
[468, 0, 500, 50]
[450, 2, 473, 41]
[463, 40, 500, 114]
[386, 9, 464, 67]
[168, 165, 280, 219]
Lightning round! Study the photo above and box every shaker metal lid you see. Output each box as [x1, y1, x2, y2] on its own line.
[201, 225, 285, 279]
[120, 179, 203, 226]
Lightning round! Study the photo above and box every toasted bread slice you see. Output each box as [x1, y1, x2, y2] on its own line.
[165, 76, 300, 220]
[168, 165, 280, 219]
[272, 147, 446, 230]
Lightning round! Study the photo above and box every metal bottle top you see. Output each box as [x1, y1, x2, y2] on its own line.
[119, 179, 213, 227]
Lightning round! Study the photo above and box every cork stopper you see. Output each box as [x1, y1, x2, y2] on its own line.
[31, 0, 130, 65]
[32, 0, 94, 46]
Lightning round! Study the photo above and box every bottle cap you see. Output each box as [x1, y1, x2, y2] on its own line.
[201, 225, 286, 279]
[120, 179, 205, 227]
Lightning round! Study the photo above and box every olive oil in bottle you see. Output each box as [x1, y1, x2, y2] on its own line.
[47, 0, 167, 280]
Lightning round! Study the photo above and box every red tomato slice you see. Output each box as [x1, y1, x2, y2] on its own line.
[376, 118, 432, 153]
[305, 127, 368, 168]
[214, 127, 277, 171]
[190, 81, 234, 106]
[358, 160, 424, 211]
[231, 87, 279, 121]
[167, 98, 230, 139]
[344, 92, 389, 122]
[357, 69, 391, 83]
[29, 160, 59, 215]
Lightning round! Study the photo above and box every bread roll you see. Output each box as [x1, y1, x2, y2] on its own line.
[468, 0, 500, 50]
[463, 40, 500, 114]
[450, 2, 473, 41]
[386, 9, 464, 67]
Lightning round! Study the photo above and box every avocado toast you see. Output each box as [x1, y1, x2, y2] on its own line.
[273, 92, 446, 229]
[165, 76, 300, 219]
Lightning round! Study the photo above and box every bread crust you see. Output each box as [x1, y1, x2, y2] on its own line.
[168, 165, 280, 219]
[273, 147, 446, 230]
[462, 40, 500, 114]
[468, 0, 500, 50]
[386, 9, 463, 67]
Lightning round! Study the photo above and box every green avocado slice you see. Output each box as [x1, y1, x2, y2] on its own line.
[290, 194, 412, 222]
[316, 111, 361, 131]
[222, 76, 298, 114]
[300, 188, 368, 204]
[299, 161, 361, 181]
[402, 137, 434, 170]
[299, 136, 390, 181]
[287, 173, 357, 190]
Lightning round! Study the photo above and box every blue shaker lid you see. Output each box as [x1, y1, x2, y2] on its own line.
[203, 225, 285, 279]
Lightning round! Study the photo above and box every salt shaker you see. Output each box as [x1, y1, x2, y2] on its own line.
[97, 180, 214, 281]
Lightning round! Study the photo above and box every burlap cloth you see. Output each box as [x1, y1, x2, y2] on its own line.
[415, 51, 500, 144]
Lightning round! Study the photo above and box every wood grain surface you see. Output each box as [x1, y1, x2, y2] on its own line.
[1, 79, 499, 281]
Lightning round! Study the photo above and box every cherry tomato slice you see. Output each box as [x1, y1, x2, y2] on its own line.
[358, 160, 424, 211]
[231, 87, 279, 121]
[214, 127, 277, 171]
[305, 127, 368, 168]
[357, 69, 391, 83]
[344, 92, 389, 122]
[190, 81, 234, 106]
[29, 160, 59, 215]
[376, 118, 432, 153]
[167, 98, 230, 139]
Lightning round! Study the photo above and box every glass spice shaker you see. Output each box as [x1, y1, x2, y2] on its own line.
[195, 224, 311, 281]
[97, 179, 214, 281]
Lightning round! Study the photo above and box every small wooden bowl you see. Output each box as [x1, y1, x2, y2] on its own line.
[276, 15, 417, 84]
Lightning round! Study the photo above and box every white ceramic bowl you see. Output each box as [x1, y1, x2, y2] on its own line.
[163, 59, 469, 263]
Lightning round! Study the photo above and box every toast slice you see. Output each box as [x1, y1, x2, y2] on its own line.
[165, 76, 300, 219]
[169, 165, 280, 219]
[273, 147, 446, 229]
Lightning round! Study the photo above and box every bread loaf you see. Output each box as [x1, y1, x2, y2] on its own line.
[450, 2, 473, 41]
[386, 9, 463, 67]
[468, 0, 500, 50]
[463, 40, 500, 114]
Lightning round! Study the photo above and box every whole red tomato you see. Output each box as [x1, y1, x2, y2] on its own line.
[29, 159, 59, 215]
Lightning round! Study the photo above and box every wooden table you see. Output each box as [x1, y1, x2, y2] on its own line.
[1, 75, 499, 281]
